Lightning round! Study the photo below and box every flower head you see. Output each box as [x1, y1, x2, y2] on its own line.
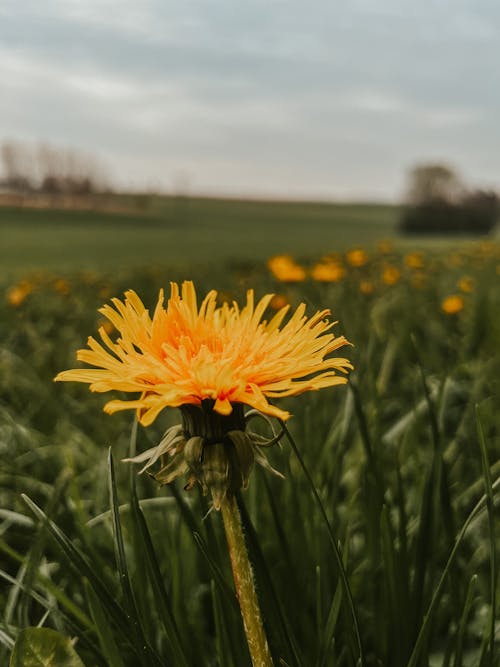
[56, 281, 352, 425]
[346, 248, 368, 267]
[267, 255, 306, 282]
[310, 261, 346, 283]
[382, 265, 401, 286]
[441, 294, 464, 315]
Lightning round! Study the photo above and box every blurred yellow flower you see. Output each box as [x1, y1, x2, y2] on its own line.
[6, 281, 33, 307]
[404, 252, 424, 269]
[56, 281, 352, 424]
[359, 280, 374, 295]
[310, 261, 345, 283]
[382, 266, 401, 286]
[458, 276, 475, 293]
[54, 278, 70, 295]
[269, 294, 289, 310]
[346, 248, 368, 267]
[441, 295, 464, 315]
[267, 255, 306, 282]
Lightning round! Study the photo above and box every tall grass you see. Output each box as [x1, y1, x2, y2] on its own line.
[1, 241, 499, 665]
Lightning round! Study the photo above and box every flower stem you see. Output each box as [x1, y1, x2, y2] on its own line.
[220, 494, 273, 667]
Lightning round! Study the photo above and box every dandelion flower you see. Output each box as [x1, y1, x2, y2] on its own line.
[311, 261, 345, 283]
[359, 280, 374, 295]
[458, 276, 475, 293]
[56, 281, 352, 425]
[441, 294, 464, 315]
[346, 248, 368, 268]
[382, 266, 401, 286]
[404, 252, 424, 269]
[6, 280, 33, 307]
[267, 255, 306, 282]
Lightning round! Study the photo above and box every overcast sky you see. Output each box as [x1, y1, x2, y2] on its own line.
[1, 1, 498, 200]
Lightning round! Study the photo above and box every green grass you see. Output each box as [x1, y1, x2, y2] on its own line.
[0, 198, 398, 273]
[1, 202, 500, 666]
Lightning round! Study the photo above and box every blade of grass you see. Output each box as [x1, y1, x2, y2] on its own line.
[0, 568, 104, 662]
[280, 420, 364, 666]
[210, 579, 238, 667]
[107, 448, 164, 667]
[20, 494, 149, 664]
[406, 474, 500, 667]
[85, 580, 126, 667]
[128, 480, 190, 667]
[452, 575, 477, 667]
[475, 406, 497, 663]
[318, 527, 350, 667]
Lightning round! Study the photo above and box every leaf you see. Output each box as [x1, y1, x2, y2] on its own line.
[9, 627, 85, 667]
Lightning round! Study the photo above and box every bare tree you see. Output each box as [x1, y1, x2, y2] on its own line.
[1, 139, 110, 195]
[1, 140, 36, 191]
[406, 163, 463, 206]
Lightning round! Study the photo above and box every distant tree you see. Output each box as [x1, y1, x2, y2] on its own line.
[0, 139, 110, 195]
[400, 163, 499, 235]
[406, 163, 465, 206]
[0, 141, 36, 191]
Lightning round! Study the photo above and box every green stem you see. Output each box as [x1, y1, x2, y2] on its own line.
[220, 494, 273, 667]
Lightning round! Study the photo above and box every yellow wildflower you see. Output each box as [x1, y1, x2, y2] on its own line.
[267, 255, 306, 282]
[56, 281, 352, 425]
[346, 248, 368, 267]
[382, 266, 401, 286]
[6, 281, 33, 307]
[404, 252, 424, 269]
[359, 281, 374, 295]
[310, 261, 345, 283]
[458, 276, 475, 293]
[441, 295, 464, 315]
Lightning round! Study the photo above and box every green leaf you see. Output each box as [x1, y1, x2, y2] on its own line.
[9, 627, 85, 667]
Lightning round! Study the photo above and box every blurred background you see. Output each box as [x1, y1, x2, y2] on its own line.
[0, 0, 499, 273]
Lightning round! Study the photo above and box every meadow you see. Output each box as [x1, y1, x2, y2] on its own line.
[1, 198, 499, 666]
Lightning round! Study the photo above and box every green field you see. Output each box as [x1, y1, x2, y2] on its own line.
[1, 200, 500, 666]
[1, 198, 400, 273]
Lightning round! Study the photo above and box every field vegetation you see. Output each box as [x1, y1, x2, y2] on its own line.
[1, 200, 499, 666]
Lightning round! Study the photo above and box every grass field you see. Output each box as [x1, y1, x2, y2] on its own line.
[1, 198, 400, 273]
[1, 199, 500, 666]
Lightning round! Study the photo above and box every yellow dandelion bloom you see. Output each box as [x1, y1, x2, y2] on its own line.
[6, 280, 33, 307]
[267, 255, 306, 282]
[55, 281, 352, 425]
[441, 294, 464, 315]
[346, 248, 368, 267]
[458, 276, 475, 293]
[404, 252, 424, 269]
[359, 280, 374, 295]
[382, 266, 401, 286]
[310, 261, 346, 283]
